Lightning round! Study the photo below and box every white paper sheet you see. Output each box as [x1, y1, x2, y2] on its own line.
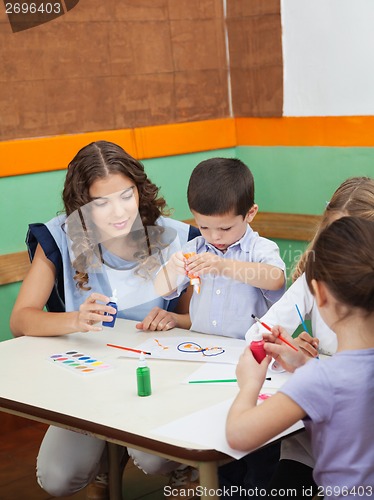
[117, 336, 246, 364]
[151, 398, 304, 459]
[152, 398, 246, 459]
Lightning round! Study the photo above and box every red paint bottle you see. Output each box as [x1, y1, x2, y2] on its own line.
[250, 332, 267, 363]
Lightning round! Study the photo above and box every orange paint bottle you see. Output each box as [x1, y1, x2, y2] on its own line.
[183, 252, 201, 294]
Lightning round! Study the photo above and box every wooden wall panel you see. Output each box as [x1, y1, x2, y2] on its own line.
[0, 0, 283, 141]
[0, 0, 228, 141]
[226, 0, 281, 17]
[227, 0, 283, 117]
[112, 74, 176, 128]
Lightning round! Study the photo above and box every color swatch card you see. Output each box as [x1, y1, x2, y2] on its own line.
[49, 350, 112, 374]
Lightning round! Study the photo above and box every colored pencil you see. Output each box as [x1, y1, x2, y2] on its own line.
[189, 377, 271, 384]
[295, 304, 310, 333]
[295, 304, 319, 359]
[107, 344, 151, 356]
[189, 379, 237, 384]
[251, 314, 299, 352]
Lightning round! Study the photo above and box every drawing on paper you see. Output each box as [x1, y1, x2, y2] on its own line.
[115, 335, 246, 364]
[177, 342, 225, 357]
[154, 339, 169, 350]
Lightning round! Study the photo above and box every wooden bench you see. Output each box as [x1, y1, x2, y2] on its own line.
[0, 212, 321, 286]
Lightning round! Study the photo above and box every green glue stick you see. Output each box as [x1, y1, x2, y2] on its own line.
[136, 353, 151, 397]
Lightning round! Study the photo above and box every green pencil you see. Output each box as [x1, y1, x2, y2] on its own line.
[189, 377, 271, 384]
[189, 378, 237, 384]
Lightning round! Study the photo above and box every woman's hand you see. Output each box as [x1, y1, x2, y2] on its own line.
[236, 347, 272, 391]
[136, 307, 177, 331]
[77, 293, 116, 332]
[263, 325, 308, 372]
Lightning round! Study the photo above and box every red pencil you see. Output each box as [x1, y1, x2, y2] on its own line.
[107, 344, 152, 356]
[251, 315, 298, 352]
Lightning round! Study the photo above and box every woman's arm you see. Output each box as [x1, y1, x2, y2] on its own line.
[10, 245, 115, 337]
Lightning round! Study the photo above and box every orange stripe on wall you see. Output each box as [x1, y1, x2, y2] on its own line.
[235, 116, 374, 147]
[2, 116, 374, 178]
[0, 129, 137, 178]
[0, 129, 136, 177]
[0, 119, 235, 178]
[134, 118, 236, 159]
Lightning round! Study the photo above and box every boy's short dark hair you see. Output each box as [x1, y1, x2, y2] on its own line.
[187, 157, 255, 217]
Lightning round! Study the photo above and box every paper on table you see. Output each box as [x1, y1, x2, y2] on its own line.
[152, 398, 247, 459]
[117, 336, 246, 364]
[184, 363, 291, 390]
[183, 363, 237, 384]
[151, 398, 304, 459]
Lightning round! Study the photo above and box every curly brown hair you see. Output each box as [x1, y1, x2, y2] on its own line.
[293, 176, 374, 281]
[62, 141, 169, 290]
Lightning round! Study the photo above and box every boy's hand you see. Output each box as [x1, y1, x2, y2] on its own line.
[185, 252, 223, 276]
[154, 251, 186, 296]
[169, 251, 187, 275]
[263, 325, 308, 372]
[236, 347, 271, 391]
[136, 307, 177, 331]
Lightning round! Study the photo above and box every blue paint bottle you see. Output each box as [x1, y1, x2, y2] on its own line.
[102, 289, 118, 328]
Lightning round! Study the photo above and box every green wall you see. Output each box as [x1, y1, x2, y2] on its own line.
[238, 145, 374, 282]
[1, 145, 373, 341]
[237, 146, 374, 214]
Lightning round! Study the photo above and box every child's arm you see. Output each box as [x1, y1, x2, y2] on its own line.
[186, 253, 285, 290]
[263, 326, 309, 372]
[226, 347, 306, 451]
[154, 250, 187, 296]
[10, 245, 115, 337]
[295, 333, 320, 358]
[246, 275, 311, 340]
[136, 286, 193, 331]
[245, 275, 320, 358]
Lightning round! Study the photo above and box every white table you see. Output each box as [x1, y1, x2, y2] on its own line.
[0, 319, 303, 499]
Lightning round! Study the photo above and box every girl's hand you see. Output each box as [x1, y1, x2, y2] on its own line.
[185, 252, 223, 276]
[136, 307, 177, 331]
[236, 347, 272, 391]
[263, 325, 308, 372]
[295, 332, 320, 358]
[77, 293, 115, 332]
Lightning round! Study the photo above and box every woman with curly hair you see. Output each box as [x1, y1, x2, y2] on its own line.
[10, 140, 199, 497]
[11, 140, 198, 337]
